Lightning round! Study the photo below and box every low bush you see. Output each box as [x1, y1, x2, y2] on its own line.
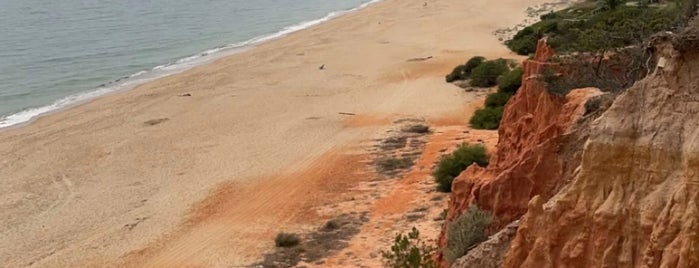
[445, 56, 485, 82]
[323, 219, 341, 231]
[445, 65, 468, 83]
[377, 157, 415, 174]
[505, 26, 539, 55]
[507, 4, 689, 56]
[443, 205, 492, 263]
[470, 59, 509, 87]
[469, 106, 504, 130]
[497, 67, 524, 93]
[484, 92, 511, 108]
[463, 56, 486, 76]
[433, 144, 489, 192]
[403, 124, 430, 134]
[381, 227, 437, 268]
[275, 232, 301, 248]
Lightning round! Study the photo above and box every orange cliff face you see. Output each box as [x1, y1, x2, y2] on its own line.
[437, 39, 602, 266]
[503, 32, 699, 268]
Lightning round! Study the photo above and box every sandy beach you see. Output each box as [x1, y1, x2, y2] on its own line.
[0, 0, 550, 267]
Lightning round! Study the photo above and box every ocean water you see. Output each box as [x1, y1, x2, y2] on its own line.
[0, 0, 379, 128]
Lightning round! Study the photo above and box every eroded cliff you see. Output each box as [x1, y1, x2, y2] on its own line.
[439, 40, 604, 266]
[503, 28, 699, 268]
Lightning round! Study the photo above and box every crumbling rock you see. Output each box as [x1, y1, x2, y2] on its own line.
[439, 39, 603, 266]
[503, 31, 699, 268]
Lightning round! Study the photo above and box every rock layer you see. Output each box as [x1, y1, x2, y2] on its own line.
[503, 32, 699, 268]
[439, 40, 602, 265]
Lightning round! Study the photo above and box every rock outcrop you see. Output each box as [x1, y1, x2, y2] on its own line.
[450, 221, 520, 268]
[503, 29, 699, 268]
[439, 39, 603, 266]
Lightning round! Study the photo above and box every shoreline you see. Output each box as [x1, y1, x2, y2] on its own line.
[0, 0, 552, 267]
[0, 0, 384, 130]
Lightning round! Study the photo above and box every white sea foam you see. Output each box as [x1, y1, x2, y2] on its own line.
[0, 0, 384, 129]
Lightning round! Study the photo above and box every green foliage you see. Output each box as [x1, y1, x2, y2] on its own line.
[433, 144, 489, 192]
[445, 56, 485, 82]
[381, 227, 437, 268]
[469, 106, 504, 130]
[505, 26, 539, 55]
[446, 65, 467, 83]
[469, 59, 509, 87]
[543, 46, 650, 95]
[540, 11, 558, 20]
[599, 0, 626, 11]
[497, 67, 524, 93]
[507, 3, 688, 55]
[484, 92, 512, 108]
[275, 232, 301, 248]
[463, 56, 487, 76]
[443, 205, 492, 263]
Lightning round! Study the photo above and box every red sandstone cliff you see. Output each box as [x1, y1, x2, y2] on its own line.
[502, 28, 699, 268]
[439, 40, 603, 266]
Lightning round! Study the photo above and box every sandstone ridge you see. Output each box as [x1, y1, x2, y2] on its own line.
[440, 39, 603, 267]
[503, 27, 699, 268]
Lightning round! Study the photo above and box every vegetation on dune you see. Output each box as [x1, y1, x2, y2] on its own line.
[497, 67, 524, 94]
[443, 205, 492, 263]
[506, 26, 539, 55]
[275, 232, 301, 248]
[469, 65, 522, 130]
[469, 59, 510, 87]
[434, 144, 489, 193]
[381, 227, 437, 268]
[469, 106, 505, 130]
[505, 0, 698, 95]
[484, 92, 512, 108]
[402, 124, 430, 134]
[507, 0, 696, 56]
[377, 156, 415, 173]
[445, 56, 486, 82]
[443, 56, 522, 131]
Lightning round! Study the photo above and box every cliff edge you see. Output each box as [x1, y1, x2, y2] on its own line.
[503, 26, 699, 268]
[439, 39, 604, 266]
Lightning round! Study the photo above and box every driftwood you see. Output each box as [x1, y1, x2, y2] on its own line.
[407, 56, 433, 62]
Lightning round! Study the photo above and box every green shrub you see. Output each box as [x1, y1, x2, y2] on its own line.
[469, 106, 504, 130]
[470, 59, 509, 87]
[509, 4, 686, 55]
[381, 227, 437, 268]
[484, 92, 512, 108]
[275, 232, 301, 248]
[497, 67, 524, 93]
[463, 56, 486, 76]
[445, 56, 485, 82]
[443, 205, 492, 263]
[433, 144, 489, 192]
[505, 26, 538, 55]
[446, 65, 467, 83]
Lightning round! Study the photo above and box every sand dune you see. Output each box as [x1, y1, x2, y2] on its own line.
[0, 0, 547, 267]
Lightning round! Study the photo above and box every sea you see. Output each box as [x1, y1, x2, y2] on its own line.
[0, 0, 380, 128]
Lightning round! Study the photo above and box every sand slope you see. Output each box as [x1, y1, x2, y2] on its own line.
[0, 0, 545, 267]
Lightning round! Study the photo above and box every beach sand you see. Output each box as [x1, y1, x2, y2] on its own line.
[0, 0, 550, 267]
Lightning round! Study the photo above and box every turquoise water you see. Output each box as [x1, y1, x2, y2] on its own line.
[0, 0, 378, 128]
